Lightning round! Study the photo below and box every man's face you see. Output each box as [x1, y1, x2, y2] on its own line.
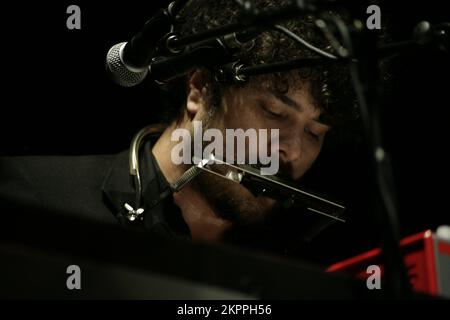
[193, 78, 330, 225]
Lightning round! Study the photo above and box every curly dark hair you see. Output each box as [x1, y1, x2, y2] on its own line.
[158, 0, 360, 127]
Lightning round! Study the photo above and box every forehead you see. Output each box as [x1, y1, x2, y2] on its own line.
[245, 76, 320, 112]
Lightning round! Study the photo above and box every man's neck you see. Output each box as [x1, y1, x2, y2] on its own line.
[152, 124, 231, 243]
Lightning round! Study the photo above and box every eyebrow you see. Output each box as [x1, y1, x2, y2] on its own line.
[269, 90, 302, 111]
[268, 90, 329, 126]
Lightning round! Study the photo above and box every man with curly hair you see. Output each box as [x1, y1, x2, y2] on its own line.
[0, 0, 357, 253]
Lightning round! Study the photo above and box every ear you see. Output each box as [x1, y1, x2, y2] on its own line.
[186, 69, 208, 120]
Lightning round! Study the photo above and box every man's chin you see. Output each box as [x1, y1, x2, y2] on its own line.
[195, 171, 279, 226]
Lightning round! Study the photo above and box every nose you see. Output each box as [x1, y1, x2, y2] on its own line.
[279, 136, 303, 180]
[280, 136, 302, 161]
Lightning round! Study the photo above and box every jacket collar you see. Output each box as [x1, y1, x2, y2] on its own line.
[101, 139, 190, 240]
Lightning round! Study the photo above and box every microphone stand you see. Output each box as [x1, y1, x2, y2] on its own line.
[342, 16, 412, 298]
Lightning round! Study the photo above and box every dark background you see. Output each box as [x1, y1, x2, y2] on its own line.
[0, 1, 449, 265]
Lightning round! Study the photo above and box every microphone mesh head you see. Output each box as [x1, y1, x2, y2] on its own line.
[106, 42, 148, 87]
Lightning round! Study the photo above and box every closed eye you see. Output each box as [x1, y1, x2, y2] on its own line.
[307, 121, 330, 142]
[305, 127, 321, 141]
[260, 103, 285, 119]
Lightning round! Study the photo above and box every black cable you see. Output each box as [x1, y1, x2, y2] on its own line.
[239, 58, 343, 78]
[272, 24, 339, 60]
[168, 0, 190, 18]
[233, 0, 245, 7]
[169, 4, 313, 49]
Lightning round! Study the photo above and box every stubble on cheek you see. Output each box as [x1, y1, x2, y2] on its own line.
[194, 169, 279, 226]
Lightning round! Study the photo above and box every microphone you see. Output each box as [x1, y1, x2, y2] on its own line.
[106, 1, 188, 87]
[106, 0, 262, 87]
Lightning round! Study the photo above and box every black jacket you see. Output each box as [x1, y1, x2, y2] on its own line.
[0, 140, 191, 240]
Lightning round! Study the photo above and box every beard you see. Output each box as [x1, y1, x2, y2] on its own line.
[187, 107, 282, 227]
[194, 168, 281, 226]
